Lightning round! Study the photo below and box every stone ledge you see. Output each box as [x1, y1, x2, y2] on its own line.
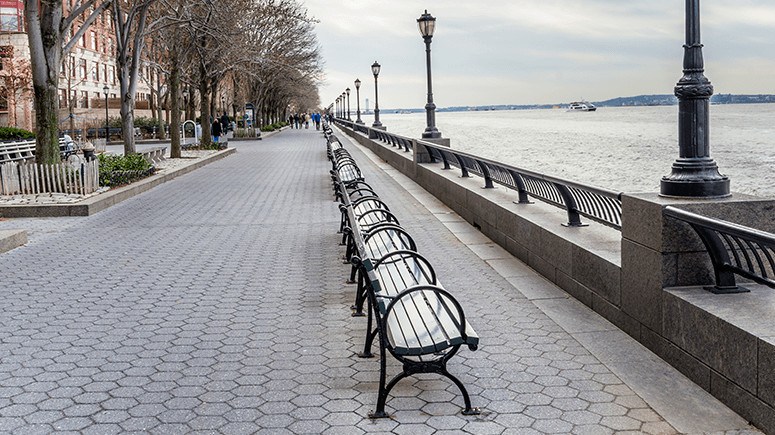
[0, 148, 236, 218]
[0, 229, 27, 253]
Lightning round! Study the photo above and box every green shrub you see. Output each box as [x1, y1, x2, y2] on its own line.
[98, 153, 154, 186]
[259, 122, 289, 132]
[0, 126, 35, 140]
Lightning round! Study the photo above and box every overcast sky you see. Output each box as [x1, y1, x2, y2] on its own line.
[301, 0, 775, 110]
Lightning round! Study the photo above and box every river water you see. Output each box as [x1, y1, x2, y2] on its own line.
[377, 104, 775, 198]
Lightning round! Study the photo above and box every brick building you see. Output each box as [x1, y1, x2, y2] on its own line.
[0, 0, 154, 132]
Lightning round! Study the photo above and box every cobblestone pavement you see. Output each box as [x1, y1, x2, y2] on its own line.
[0, 128, 759, 434]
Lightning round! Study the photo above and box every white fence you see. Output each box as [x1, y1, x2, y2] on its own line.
[0, 160, 99, 196]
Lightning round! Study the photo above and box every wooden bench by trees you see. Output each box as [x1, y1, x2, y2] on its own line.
[0, 138, 73, 164]
[138, 146, 167, 164]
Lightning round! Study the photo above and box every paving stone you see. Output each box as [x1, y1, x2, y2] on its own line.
[0, 129, 757, 434]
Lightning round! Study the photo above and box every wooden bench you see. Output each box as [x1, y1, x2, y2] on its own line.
[138, 146, 167, 164]
[346, 216, 417, 316]
[0, 138, 72, 164]
[350, 233, 480, 418]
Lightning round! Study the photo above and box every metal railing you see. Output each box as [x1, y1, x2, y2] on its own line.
[334, 117, 622, 229]
[340, 119, 413, 153]
[665, 206, 775, 293]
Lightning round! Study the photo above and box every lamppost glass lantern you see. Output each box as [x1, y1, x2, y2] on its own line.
[102, 85, 109, 142]
[417, 9, 436, 38]
[354, 78, 363, 124]
[418, 9, 442, 140]
[371, 61, 383, 129]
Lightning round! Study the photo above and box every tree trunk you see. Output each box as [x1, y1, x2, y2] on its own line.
[33, 82, 60, 163]
[26, 0, 63, 164]
[199, 66, 211, 147]
[169, 45, 181, 158]
[119, 63, 136, 154]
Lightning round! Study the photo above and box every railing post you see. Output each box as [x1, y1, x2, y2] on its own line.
[687, 224, 745, 293]
[508, 170, 532, 204]
[476, 160, 494, 189]
[453, 154, 470, 178]
[439, 152, 450, 169]
[554, 183, 585, 227]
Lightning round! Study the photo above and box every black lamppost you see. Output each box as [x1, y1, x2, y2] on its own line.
[371, 61, 383, 129]
[345, 88, 351, 121]
[182, 89, 189, 120]
[341, 92, 346, 119]
[660, 0, 729, 198]
[418, 10, 441, 139]
[102, 85, 109, 143]
[354, 79, 363, 124]
[335, 96, 340, 118]
[221, 96, 225, 115]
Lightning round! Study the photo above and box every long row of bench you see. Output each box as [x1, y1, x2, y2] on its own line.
[324, 123, 481, 418]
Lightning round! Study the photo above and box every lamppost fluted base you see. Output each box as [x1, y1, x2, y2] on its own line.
[371, 122, 386, 130]
[660, 159, 730, 198]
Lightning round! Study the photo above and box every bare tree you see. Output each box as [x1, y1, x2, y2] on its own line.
[111, 0, 157, 155]
[25, 0, 112, 164]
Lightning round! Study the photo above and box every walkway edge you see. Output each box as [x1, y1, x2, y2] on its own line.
[0, 148, 237, 218]
[0, 229, 26, 253]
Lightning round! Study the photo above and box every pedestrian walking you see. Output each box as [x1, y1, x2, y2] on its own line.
[211, 118, 222, 145]
[220, 113, 230, 134]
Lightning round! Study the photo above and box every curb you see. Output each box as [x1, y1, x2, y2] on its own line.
[0, 148, 237, 218]
[0, 229, 27, 253]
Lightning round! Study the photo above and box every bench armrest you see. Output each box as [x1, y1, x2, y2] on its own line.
[383, 284, 478, 353]
[357, 209, 400, 226]
[373, 250, 436, 284]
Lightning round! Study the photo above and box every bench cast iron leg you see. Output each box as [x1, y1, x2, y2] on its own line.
[358, 304, 375, 358]
[351, 271, 366, 316]
[368, 330, 391, 419]
[440, 366, 481, 416]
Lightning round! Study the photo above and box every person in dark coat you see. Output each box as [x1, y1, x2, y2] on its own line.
[211, 118, 222, 144]
[220, 113, 230, 134]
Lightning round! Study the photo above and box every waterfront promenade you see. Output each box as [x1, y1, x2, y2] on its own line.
[0, 128, 761, 433]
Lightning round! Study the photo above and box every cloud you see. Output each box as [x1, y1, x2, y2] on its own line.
[307, 0, 775, 109]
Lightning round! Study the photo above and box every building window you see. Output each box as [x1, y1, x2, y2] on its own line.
[81, 91, 89, 108]
[0, 89, 8, 112]
[91, 63, 98, 81]
[80, 59, 87, 79]
[0, 45, 12, 72]
[0, 7, 22, 32]
[90, 31, 97, 50]
[103, 64, 108, 83]
[59, 89, 68, 109]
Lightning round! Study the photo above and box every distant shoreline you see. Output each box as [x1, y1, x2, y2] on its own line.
[381, 94, 775, 114]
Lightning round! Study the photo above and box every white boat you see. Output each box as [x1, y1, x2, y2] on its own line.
[567, 101, 597, 112]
